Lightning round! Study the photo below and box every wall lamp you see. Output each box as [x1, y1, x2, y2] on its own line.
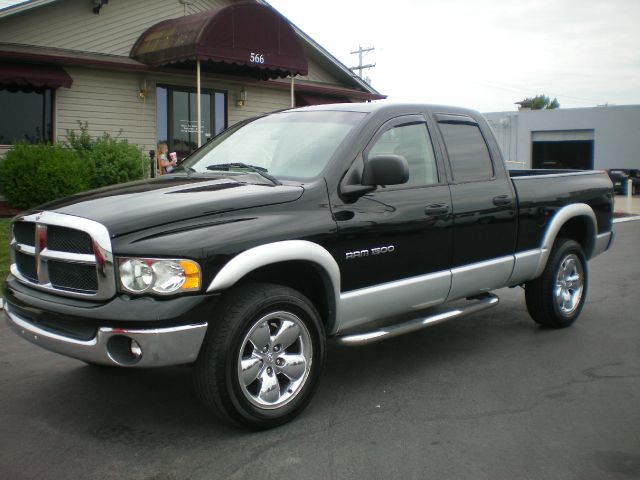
[236, 87, 248, 107]
[139, 79, 148, 100]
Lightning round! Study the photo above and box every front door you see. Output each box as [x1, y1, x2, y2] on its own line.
[156, 85, 227, 161]
[329, 115, 454, 332]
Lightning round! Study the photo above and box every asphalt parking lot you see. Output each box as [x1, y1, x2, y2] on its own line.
[1, 222, 639, 480]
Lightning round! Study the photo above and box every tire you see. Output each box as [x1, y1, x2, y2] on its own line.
[193, 282, 325, 429]
[525, 238, 588, 328]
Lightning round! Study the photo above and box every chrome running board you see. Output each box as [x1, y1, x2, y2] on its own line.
[337, 293, 499, 346]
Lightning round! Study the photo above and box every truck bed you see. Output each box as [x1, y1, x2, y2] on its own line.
[509, 169, 614, 253]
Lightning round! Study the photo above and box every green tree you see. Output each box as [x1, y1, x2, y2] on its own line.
[516, 94, 560, 110]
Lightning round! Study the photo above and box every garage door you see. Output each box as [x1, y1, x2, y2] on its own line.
[531, 130, 594, 170]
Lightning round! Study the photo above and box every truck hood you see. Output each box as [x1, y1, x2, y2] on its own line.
[36, 175, 304, 237]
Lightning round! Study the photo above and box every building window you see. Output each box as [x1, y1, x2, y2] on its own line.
[156, 85, 227, 160]
[0, 88, 53, 145]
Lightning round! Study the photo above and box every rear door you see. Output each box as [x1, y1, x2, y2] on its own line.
[433, 113, 517, 299]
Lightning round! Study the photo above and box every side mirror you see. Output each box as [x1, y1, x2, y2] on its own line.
[362, 154, 409, 186]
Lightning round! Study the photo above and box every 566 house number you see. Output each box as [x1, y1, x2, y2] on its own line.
[250, 52, 265, 64]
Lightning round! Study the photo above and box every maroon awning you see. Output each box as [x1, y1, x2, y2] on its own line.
[130, 2, 308, 79]
[296, 93, 352, 106]
[0, 62, 73, 90]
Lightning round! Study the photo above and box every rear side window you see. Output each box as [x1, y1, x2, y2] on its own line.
[438, 122, 494, 182]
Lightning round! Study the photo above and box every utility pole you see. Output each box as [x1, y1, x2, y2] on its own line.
[350, 45, 376, 80]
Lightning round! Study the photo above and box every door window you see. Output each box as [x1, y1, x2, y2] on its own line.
[438, 122, 494, 182]
[368, 122, 438, 187]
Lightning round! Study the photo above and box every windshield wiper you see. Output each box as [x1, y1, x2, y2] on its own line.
[205, 163, 281, 185]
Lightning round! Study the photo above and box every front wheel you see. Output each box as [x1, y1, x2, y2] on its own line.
[193, 283, 325, 429]
[525, 238, 588, 328]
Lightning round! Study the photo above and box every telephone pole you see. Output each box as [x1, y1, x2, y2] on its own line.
[350, 45, 376, 80]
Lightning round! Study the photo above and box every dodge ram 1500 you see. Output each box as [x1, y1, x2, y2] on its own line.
[3, 103, 614, 428]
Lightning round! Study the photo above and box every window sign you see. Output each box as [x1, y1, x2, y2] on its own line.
[179, 119, 204, 134]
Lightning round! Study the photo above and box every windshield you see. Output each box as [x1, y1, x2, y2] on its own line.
[180, 111, 366, 180]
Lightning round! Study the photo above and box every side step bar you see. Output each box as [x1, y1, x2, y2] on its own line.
[337, 293, 499, 346]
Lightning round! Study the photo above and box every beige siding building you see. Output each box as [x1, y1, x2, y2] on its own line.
[0, 0, 382, 161]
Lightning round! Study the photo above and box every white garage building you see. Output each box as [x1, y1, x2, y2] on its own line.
[484, 105, 640, 171]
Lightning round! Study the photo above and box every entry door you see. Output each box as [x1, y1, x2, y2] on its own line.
[330, 115, 453, 292]
[156, 86, 227, 160]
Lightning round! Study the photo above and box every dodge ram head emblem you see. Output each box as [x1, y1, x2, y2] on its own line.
[345, 245, 395, 260]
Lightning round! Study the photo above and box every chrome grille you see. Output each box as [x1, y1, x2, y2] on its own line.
[49, 260, 99, 293]
[14, 250, 38, 283]
[13, 222, 35, 246]
[47, 225, 93, 254]
[10, 211, 115, 300]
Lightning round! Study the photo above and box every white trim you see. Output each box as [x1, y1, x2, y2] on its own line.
[207, 240, 341, 331]
[532, 203, 597, 278]
[207, 240, 340, 293]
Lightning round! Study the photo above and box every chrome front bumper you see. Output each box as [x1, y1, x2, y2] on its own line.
[4, 304, 208, 367]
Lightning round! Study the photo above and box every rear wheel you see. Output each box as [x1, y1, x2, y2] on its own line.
[525, 238, 588, 328]
[193, 283, 325, 429]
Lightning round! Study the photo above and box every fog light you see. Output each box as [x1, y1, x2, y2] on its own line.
[130, 339, 142, 359]
[107, 335, 143, 365]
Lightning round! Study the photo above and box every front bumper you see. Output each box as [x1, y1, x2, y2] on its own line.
[4, 303, 207, 367]
[2, 275, 215, 367]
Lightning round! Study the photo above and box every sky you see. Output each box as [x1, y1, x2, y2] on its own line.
[268, 0, 640, 112]
[1, 0, 638, 112]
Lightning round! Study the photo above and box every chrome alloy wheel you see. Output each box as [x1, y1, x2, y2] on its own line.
[554, 253, 584, 315]
[237, 311, 313, 410]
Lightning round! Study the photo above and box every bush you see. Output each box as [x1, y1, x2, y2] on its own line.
[0, 123, 149, 210]
[0, 142, 89, 209]
[65, 122, 148, 189]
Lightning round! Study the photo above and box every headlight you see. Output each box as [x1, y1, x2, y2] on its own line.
[118, 258, 201, 295]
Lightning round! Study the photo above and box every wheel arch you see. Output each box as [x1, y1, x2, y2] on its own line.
[207, 241, 341, 334]
[533, 203, 597, 278]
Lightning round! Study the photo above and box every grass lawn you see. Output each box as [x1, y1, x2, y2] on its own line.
[0, 218, 10, 285]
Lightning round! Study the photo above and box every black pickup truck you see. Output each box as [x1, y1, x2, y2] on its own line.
[3, 103, 614, 428]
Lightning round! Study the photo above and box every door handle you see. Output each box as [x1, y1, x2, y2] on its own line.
[425, 203, 450, 216]
[492, 195, 512, 206]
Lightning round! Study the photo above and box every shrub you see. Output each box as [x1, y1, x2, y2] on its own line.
[0, 123, 149, 210]
[65, 122, 148, 189]
[0, 142, 89, 209]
